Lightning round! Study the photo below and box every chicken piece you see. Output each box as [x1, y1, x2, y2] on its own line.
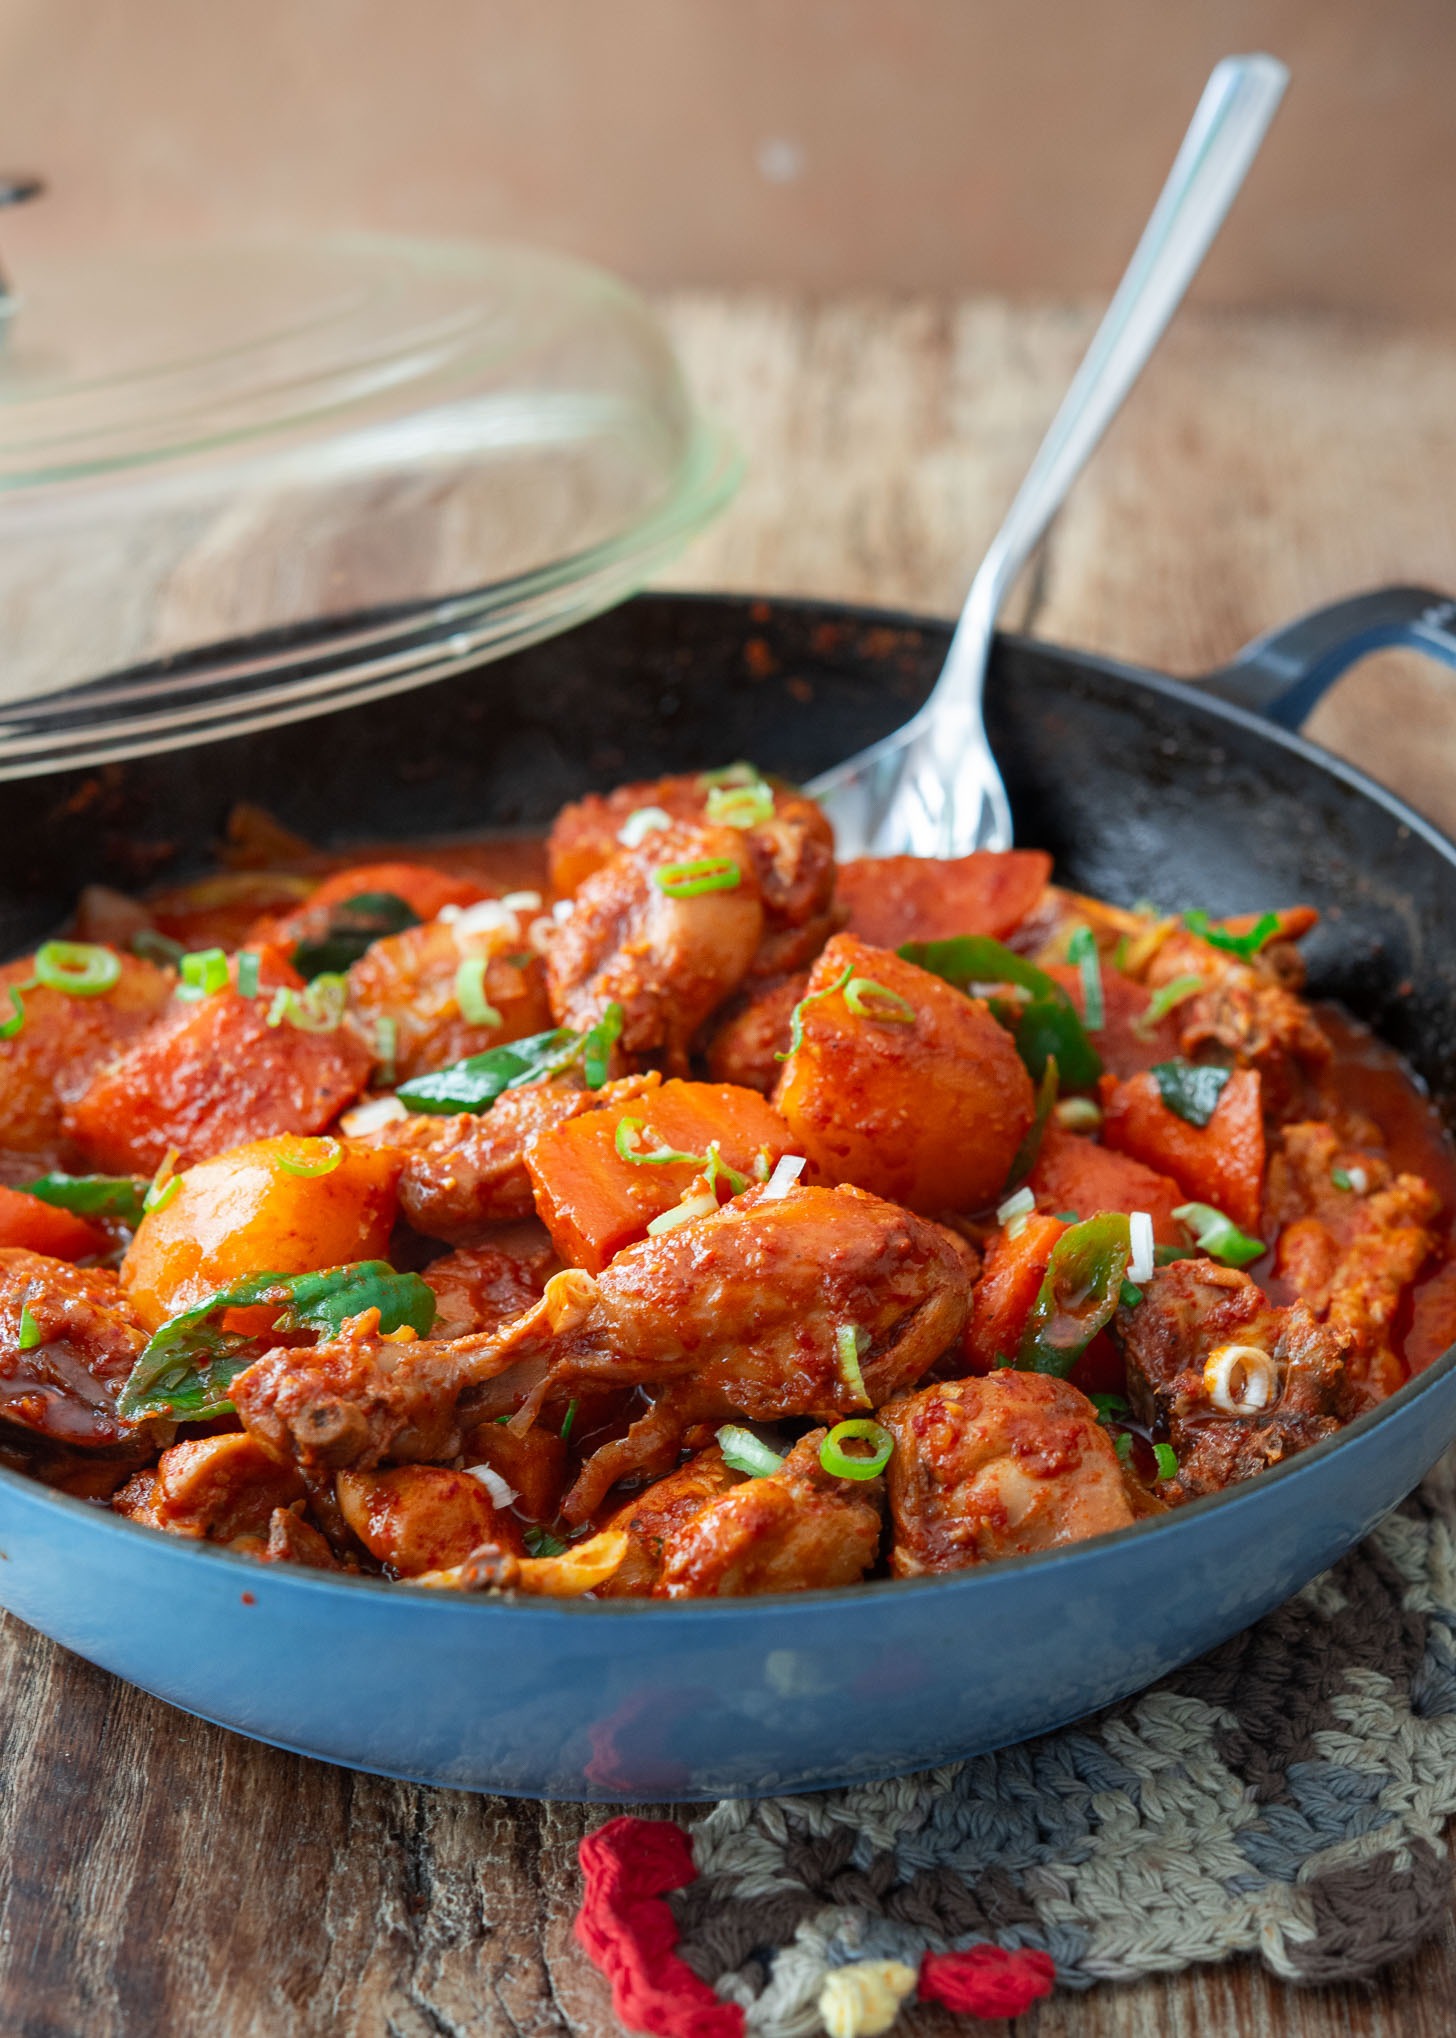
[252, 1502, 344, 1570]
[113, 1432, 306, 1541]
[547, 772, 837, 978]
[348, 918, 553, 1083]
[703, 974, 807, 1094]
[66, 989, 373, 1174]
[656, 1430, 882, 1598]
[545, 822, 765, 1070]
[0, 1249, 151, 1449]
[424, 1227, 558, 1337]
[411, 1528, 629, 1597]
[596, 1442, 743, 1597]
[510, 1181, 977, 1520]
[1115, 1258, 1346, 1498]
[336, 1463, 524, 1575]
[880, 1372, 1135, 1574]
[230, 1183, 974, 1522]
[232, 1317, 496, 1471]
[1266, 1120, 1441, 1397]
[1143, 930, 1331, 1119]
[0, 951, 172, 1160]
[462, 1413, 568, 1522]
[369, 1073, 660, 1241]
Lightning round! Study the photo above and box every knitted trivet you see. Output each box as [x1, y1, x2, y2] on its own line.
[575, 1478, 1456, 2034]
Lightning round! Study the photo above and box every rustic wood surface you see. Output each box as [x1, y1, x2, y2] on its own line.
[5, 292, 1456, 2037]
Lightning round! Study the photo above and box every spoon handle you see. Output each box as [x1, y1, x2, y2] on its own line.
[928, 53, 1288, 747]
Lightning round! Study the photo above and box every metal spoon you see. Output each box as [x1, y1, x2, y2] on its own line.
[808, 53, 1289, 858]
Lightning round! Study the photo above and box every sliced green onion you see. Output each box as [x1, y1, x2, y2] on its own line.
[617, 805, 672, 848]
[34, 941, 121, 997]
[996, 1186, 1035, 1226]
[374, 1015, 398, 1087]
[1067, 926, 1104, 1031]
[235, 951, 261, 999]
[776, 964, 853, 1062]
[1054, 1096, 1102, 1133]
[267, 974, 347, 1033]
[1153, 1442, 1179, 1481]
[144, 1149, 182, 1216]
[843, 976, 915, 1025]
[454, 955, 503, 1029]
[706, 780, 774, 829]
[274, 1136, 344, 1179]
[1114, 1431, 1133, 1462]
[1152, 1060, 1231, 1128]
[1183, 909, 1281, 960]
[1330, 1166, 1353, 1191]
[523, 1526, 569, 1558]
[175, 946, 230, 1002]
[717, 1424, 784, 1477]
[1089, 1391, 1129, 1422]
[17, 1303, 42, 1351]
[0, 982, 31, 1039]
[559, 1398, 579, 1445]
[615, 1116, 706, 1170]
[1139, 973, 1205, 1032]
[652, 857, 742, 899]
[1173, 1201, 1264, 1268]
[645, 1190, 719, 1235]
[1119, 1279, 1144, 1310]
[132, 929, 185, 966]
[819, 1419, 893, 1481]
[580, 1002, 623, 1090]
[697, 761, 760, 788]
[702, 1142, 749, 1197]
[835, 1324, 871, 1406]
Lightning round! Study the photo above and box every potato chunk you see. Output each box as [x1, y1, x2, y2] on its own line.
[120, 1134, 400, 1329]
[336, 1464, 523, 1574]
[66, 989, 373, 1174]
[772, 934, 1034, 1212]
[525, 1078, 798, 1273]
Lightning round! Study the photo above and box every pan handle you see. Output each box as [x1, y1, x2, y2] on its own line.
[1197, 585, 1456, 728]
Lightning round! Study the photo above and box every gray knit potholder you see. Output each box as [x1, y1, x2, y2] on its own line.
[668, 1478, 1456, 2027]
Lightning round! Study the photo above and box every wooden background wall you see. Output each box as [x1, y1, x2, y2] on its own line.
[0, 0, 1453, 317]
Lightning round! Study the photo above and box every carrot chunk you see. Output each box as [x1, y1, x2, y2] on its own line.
[526, 1079, 797, 1274]
[1101, 1067, 1265, 1232]
[0, 1184, 108, 1261]
[835, 850, 1051, 948]
[66, 991, 372, 1174]
[965, 1214, 1068, 1371]
[1029, 1124, 1184, 1243]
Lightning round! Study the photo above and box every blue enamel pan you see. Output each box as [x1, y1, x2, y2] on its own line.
[0, 584, 1454, 1801]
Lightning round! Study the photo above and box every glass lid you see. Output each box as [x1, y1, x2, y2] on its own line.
[0, 234, 738, 775]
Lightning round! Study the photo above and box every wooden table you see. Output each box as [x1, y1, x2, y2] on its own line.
[6, 294, 1456, 2037]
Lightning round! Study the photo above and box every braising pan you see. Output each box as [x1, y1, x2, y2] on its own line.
[1, 585, 1455, 1802]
